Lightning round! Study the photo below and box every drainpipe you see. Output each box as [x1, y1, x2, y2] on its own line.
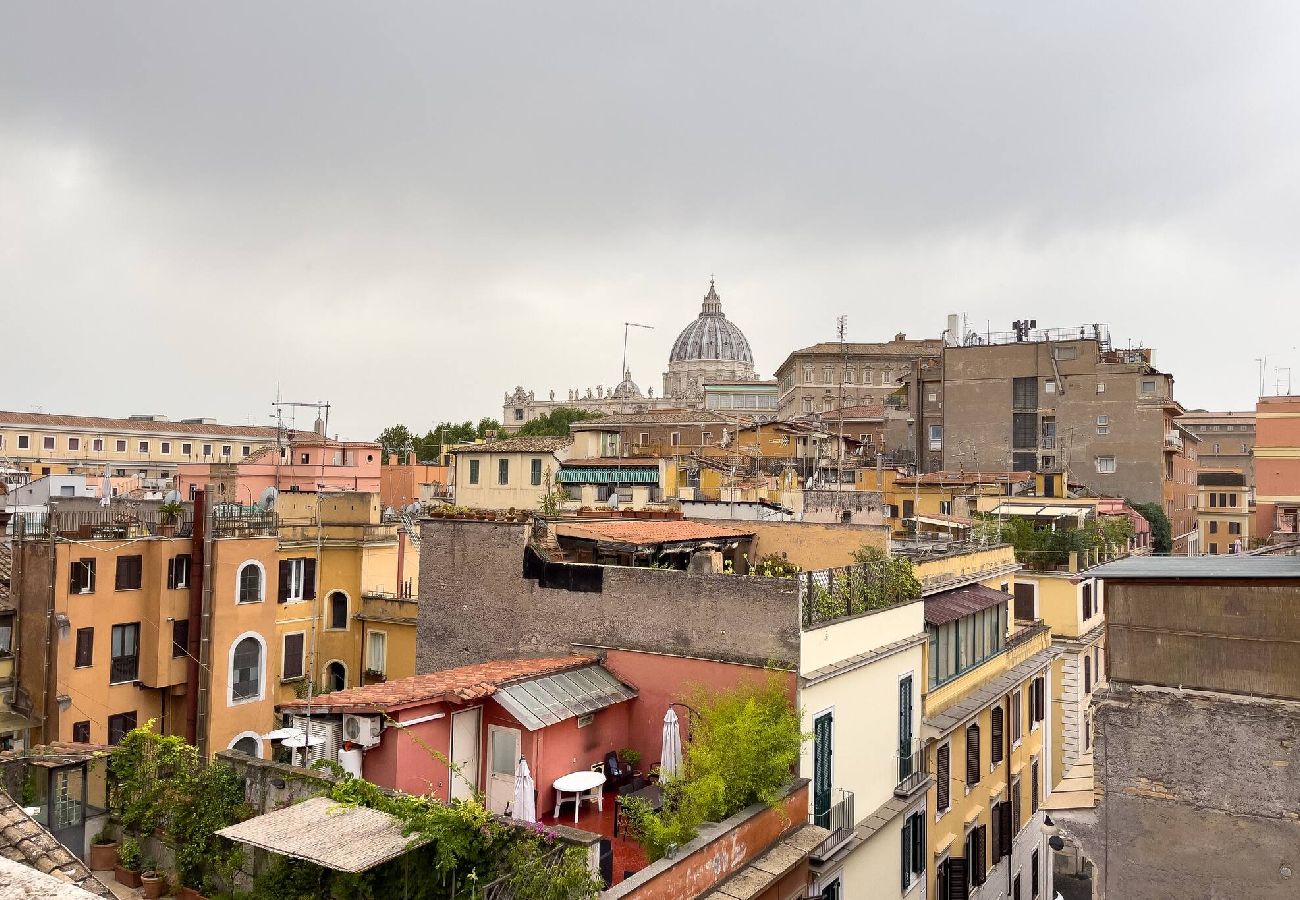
[396, 527, 406, 596]
[184, 490, 206, 745]
[195, 487, 217, 759]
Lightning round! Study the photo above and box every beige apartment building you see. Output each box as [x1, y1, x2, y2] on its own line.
[0, 410, 279, 482]
[1197, 470, 1250, 555]
[773, 335, 942, 420]
[1180, 410, 1255, 491]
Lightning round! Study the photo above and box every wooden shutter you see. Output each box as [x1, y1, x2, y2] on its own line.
[1031, 848, 1040, 896]
[69, 561, 84, 594]
[966, 724, 981, 786]
[901, 816, 912, 891]
[911, 813, 925, 876]
[990, 802, 1002, 866]
[998, 797, 1013, 856]
[303, 558, 317, 600]
[813, 713, 832, 826]
[277, 560, 292, 603]
[990, 707, 1004, 766]
[1035, 677, 1045, 722]
[973, 825, 987, 885]
[1012, 778, 1022, 834]
[1013, 583, 1035, 620]
[75, 628, 94, 668]
[115, 557, 127, 591]
[1031, 759, 1040, 814]
[947, 858, 969, 900]
[1084, 656, 1092, 694]
[167, 557, 176, 590]
[936, 743, 950, 810]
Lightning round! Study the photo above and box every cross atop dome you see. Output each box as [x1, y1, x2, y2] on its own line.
[701, 277, 723, 316]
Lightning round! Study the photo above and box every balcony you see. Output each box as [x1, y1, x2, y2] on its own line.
[109, 655, 138, 685]
[809, 789, 855, 863]
[895, 746, 929, 797]
[1164, 431, 1184, 452]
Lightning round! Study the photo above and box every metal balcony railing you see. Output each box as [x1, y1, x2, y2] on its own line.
[895, 746, 929, 797]
[109, 655, 138, 685]
[810, 789, 855, 862]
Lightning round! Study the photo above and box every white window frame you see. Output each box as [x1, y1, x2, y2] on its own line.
[181, 442, 192, 456]
[67, 437, 81, 451]
[114, 439, 126, 452]
[235, 560, 266, 604]
[92, 438, 104, 452]
[227, 631, 267, 706]
[281, 630, 307, 681]
[138, 440, 149, 453]
[323, 659, 349, 691]
[228, 730, 264, 758]
[202, 443, 213, 457]
[1011, 688, 1023, 748]
[285, 558, 307, 602]
[16, 434, 29, 450]
[1096, 456, 1117, 474]
[222, 444, 232, 457]
[160, 441, 170, 454]
[42, 435, 55, 450]
[367, 630, 388, 675]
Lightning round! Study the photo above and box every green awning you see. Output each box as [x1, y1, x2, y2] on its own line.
[557, 466, 659, 484]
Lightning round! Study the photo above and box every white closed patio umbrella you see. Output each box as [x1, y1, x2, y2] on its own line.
[100, 464, 112, 507]
[660, 708, 683, 781]
[513, 756, 536, 823]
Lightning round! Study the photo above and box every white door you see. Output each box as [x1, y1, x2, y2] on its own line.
[486, 725, 521, 815]
[449, 708, 482, 801]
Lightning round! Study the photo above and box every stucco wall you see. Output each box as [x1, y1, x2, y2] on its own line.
[744, 519, 889, 571]
[416, 520, 800, 672]
[1085, 684, 1300, 899]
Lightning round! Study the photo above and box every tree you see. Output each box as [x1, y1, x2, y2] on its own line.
[517, 407, 599, 437]
[1131, 502, 1172, 555]
[376, 424, 415, 459]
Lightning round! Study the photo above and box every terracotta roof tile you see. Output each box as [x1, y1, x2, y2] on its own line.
[0, 409, 279, 439]
[895, 470, 1034, 487]
[560, 458, 663, 467]
[0, 791, 111, 896]
[277, 655, 593, 713]
[446, 437, 572, 454]
[924, 583, 1010, 626]
[558, 520, 754, 546]
[572, 410, 750, 428]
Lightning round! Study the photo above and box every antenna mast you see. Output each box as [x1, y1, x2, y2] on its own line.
[623, 322, 654, 382]
[836, 315, 848, 498]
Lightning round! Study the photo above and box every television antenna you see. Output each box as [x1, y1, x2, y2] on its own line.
[622, 322, 654, 382]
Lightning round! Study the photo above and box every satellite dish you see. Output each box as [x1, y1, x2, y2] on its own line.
[258, 486, 278, 510]
[163, 489, 182, 504]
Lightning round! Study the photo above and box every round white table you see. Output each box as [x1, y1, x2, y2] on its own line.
[553, 770, 606, 823]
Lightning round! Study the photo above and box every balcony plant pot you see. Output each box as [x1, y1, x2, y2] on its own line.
[114, 866, 142, 889]
[140, 871, 166, 899]
[88, 837, 118, 871]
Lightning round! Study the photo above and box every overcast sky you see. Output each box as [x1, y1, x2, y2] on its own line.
[4, 3, 1299, 440]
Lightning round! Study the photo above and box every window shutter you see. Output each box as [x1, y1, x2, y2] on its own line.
[69, 562, 83, 594]
[990, 707, 1004, 766]
[901, 817, 912, 891]
[966, 724, 981, 786]
[999, 797, 1013, 856]
[1036, 677, 1045, 722]
[1012, 779, 1022, 834]
[947, 857, 969, 900]
[936, 743, 950, 810]
[167, 558, 176, 590]
[277, 560, 292, 603]
[973, 825, 987, 885]
[303, 558, 317, 600]
[912, 813, 925, 875]
[115, 558, 127, 591]
[990, 802, 1002, 866]
[1084, 656, 1092, 694]
[1031, 759, 1040, 814]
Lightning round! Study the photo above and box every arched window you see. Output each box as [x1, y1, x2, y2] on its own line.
[1084, 655, 1092, 694]
[237, 562, 264, 604]
[230, 635, 263, 702]
[329, 592, 348, 630]
[230, 734, 260, 757]
[326, 661, 346, 692]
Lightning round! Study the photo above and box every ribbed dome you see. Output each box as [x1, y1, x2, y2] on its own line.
[611, 368, 643, 399]
[668, 281, 754, 364]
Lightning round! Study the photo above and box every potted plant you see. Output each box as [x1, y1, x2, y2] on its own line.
[646, 764, 662, 784]
[157, 501, 183, 536]
[140, 854, 166, 899]
[88, 828, 118, 871]
[618, 747, 642, 774]
[115, 836, 143, 888]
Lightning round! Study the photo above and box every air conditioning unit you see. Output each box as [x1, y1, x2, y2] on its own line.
[342, 714, 382, 748]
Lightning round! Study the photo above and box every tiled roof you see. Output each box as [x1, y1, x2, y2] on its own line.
[0, 410, 279, 438]
[924, 647, 1059, 736]
[924, 583, 1010, 626]
[558, 520, 754, 546]
[572, 410, 749, 427]
[784, 339, 944, 358]
[277, 656, 593, 714]
[895, 470, 1034, 486]
[0, 790, 111, 896]
[446, 437, 572, 454]
[560, 458, 663, 467]
[1090, 556, 1300, 580]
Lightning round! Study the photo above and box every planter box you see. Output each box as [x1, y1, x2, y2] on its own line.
[114, 866, 142, 888]
[140, 873, 166, 899]
[88, 841, 118, 871]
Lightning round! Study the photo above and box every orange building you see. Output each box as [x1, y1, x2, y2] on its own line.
[177, 432, 382, 505]
[1254, 395, 1300, 541]
[379, 453, 450, 510]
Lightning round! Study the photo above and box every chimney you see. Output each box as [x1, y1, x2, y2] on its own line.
[313, 415, 326, 436]
[388, 453, 397, 465]
[895, 332, 907, 342]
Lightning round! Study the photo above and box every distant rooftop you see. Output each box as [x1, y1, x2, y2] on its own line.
[1091, 556, 1300, 580]
[446, 436, 572, 454]
[0, 409, 279, 438]
[895, 470, 1034, 487]
[556, 519, 754, 547]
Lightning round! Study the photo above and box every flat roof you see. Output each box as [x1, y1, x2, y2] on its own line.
[1090, 556, 1300, 580]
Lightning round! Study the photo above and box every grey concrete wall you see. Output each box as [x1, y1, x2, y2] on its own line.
[1105, 580, 1300, 700]
[417, 519, 800, 672]
[1083, 684, 1300, 899]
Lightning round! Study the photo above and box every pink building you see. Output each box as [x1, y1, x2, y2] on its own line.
[177, 432, 382, 503]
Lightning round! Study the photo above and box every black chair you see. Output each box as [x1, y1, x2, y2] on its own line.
[598, 838, 613, 888]
[603, 751, 633, 789]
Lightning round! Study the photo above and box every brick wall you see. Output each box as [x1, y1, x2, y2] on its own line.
[417, 520, 799, 672]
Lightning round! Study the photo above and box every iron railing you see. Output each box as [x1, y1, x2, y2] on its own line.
[810, 789, 855, 862]
[895, 746, 929, 797]
[109, 655, 138, 685]
[800, 562, 918, 629]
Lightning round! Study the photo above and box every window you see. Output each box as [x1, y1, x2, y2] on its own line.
[138, 441, 149, 453]
[1096, 415, 1109, 435]
[73, 721, 91, 744]
[160, 441, 170, 454]
[936, 742, 950, 812]
[367, 631, 387, 674]
[242, 445, 251, 456]
[1084, 655, 1092, 694]
[107, 712, 137, 746]
[823, 365, 834, 384]
[1031, 676, 1046, 724]
[1082, 582, 1093, 620]
[811, 710, 833, 828]
[929, 424, 943, 451]
[1014, 873, 1022, 900]
[1096, 382, 1105, 394]
[110, 623, 140, 684]
[1230, 493, 1239, 508]
[75, 628, 94, 668]
[182, 442, 192, 455]
[966, 823, 987, 888]
[1208, 493, 1218, 508]
[231, 736, 260, 757]
[231, 635, 263, 702]
[901, 810, 926, 890]
[965, 723, 981, 786]
[638, 432, 649, 445]
[1012, 377, 1038, 410]
[237, 562, 264, 603]
[69, 559, 96, 595]
[16, 435, 29, 450]
[1096, 456, 1116, 474]
[326, 661, 347, 692]
[530, 458, 542, 486]
[42, 435, 56, 450]
[1045, 379, 1056, 394]
[670, 432, 681, 446]
[1209, 520, 1218, 534]
[325, 593, 345, 629]
[1209, 543, 1218, 555]
[1012, 775, 1022, 834]
[702, 432, 713, 445]
[172, 619, 189, 658]
[1141, 379, 1156, 395]
[927, 390, 939, 402]
[277, 558, 315, 603]
[803, 364, 814, 383]
[202, 443, 212, 457]
[299, 451, 310, 464]
[990, 707, 1004, 767]
[222, 445, 232, 457]
[497, 459, 509, 485]
[67, 436, 81, 451]
[168, 554, 191, 589]
[114, 555, 143, 591]
[802, 398, 813, 413]
[468, 459, 480, 484]
[91, 437, 103, 452]
[1013, 413, 1037, 449]
[1031, 847, 1040, 896]
[1229, 521, 1241, 535]
[282, 633, 305, 680]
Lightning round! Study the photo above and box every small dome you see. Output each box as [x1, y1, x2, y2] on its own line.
[611, 368, 643, 399]
[668, 280, 754, 364]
